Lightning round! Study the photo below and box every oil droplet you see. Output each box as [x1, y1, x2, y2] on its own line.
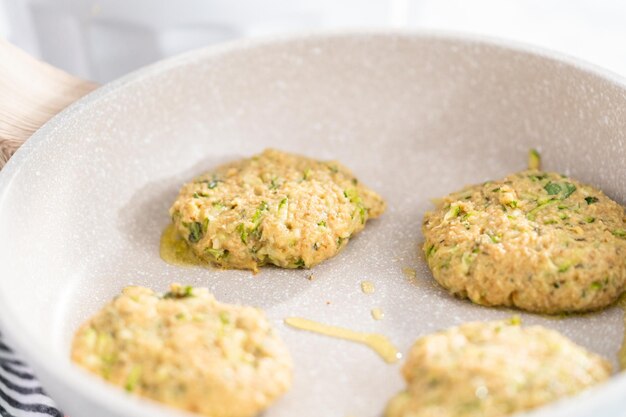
[284, 317, 401, 364]
[371, 308, 384, 321]
[160, 224, 205, 267]
[402, 267, 417, 280]
[361, 281, 375, 294]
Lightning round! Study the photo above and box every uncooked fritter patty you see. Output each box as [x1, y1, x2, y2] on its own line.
[71, 284, 292, 417]
[169, 149, 385, 272]
[422, 170, 626, 313]
[385, 319, 611, 417]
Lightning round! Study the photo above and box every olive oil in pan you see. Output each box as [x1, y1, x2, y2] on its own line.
[284, 317, 400, 363]
[160, 224, 205, 267]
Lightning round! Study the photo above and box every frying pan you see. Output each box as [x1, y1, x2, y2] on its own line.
[0, 32, 625, 417]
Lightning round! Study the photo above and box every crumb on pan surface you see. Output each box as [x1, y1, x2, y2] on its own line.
[386, 319, 611, 417]
[71, 283, 292, 417]
[169, 149, 386, 272]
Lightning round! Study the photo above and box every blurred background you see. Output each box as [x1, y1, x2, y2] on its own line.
[1, 0, 625, 83]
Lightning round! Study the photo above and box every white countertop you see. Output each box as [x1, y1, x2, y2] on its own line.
[1, 0, 625, 82]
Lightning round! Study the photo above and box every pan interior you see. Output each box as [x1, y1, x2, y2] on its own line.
[0, 34, 625, 417]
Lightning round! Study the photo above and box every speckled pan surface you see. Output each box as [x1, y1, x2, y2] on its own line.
[0, 32, 626, 417]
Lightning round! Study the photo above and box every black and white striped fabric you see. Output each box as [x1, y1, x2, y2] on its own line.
[0, 332, 62, 417]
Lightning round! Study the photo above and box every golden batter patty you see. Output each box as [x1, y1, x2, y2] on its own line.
[422, 170, 626, 313]
[71, 284, 292, 417]
[170, 149, 385, 272]
[385, 319, 611, 417]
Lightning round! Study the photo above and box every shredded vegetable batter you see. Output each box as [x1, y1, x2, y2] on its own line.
[170, 149, 385, 272]
[386, 319, 611, 417]
[423, 165, 626, 313]
[71, 284, 292, 417]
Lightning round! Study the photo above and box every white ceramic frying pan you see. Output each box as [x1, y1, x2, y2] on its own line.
[0, 32, 625, 417]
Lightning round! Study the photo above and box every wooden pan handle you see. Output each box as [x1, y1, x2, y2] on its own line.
[0, 39, 98, 169]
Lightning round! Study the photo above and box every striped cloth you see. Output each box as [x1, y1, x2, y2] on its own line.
[0, 332, 62, 417]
